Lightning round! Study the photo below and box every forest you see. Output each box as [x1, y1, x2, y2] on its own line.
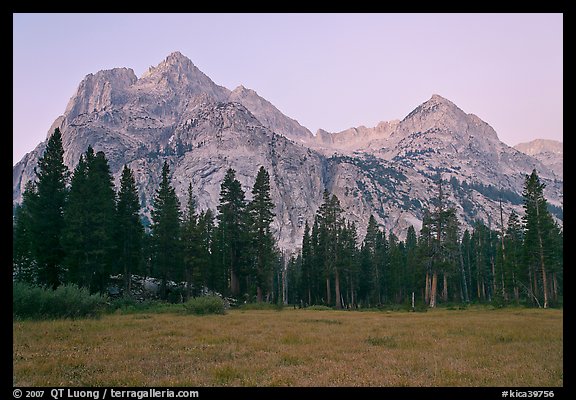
[13, 129, 563, 310]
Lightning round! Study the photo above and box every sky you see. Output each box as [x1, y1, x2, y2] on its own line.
[13, 13, 563, 165]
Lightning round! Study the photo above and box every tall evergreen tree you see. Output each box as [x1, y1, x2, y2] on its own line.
[217, 168, 248, 297]
[522, 169, 557, 308]
[151, 161, 182, 300]
[248, 166, 276, 302]
[85, 150, 117, 293]
[29, 128, 69, 289]
[13, 181, 38, 283]
[310, 217, 323, 304]
[181, 182, 200, 299]
[339, 221, 359, 308]
[116, 165, 143, 295]
[197, 208, 215, 294]
[362, 215, 379, 305]
[504, 211, 523, 303]
[388, 231, 403, 303]
[301, 220, 313, 306]
[62, 151, 91, 287]
[374, 229, 389, 303]
[461, 229, 473, 302]
[404, 225, 420, 304]
[422, 174, 459, 307]
[316, 192, 345, 308]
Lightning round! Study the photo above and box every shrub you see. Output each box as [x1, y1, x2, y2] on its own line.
[13, 282, 108, 320]
[183, 295, 226, 315]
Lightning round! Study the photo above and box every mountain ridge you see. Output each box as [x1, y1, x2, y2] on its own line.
[13, 52, 563, 251]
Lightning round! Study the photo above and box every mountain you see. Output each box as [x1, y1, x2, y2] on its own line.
[514, 139, 563, 178]
[13, 52, 563, 252]
[309, 94, 562, 236]
[228, 85, 313, 143]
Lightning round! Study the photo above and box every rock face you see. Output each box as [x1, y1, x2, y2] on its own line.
[514, 139, 563, 178]
[13, 52, 563, 252]
[228, 85, 313, 143]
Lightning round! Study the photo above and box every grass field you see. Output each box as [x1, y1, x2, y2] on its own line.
[13, 307, 562, 387]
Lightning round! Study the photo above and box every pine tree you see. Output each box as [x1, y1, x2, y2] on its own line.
[29, 128, 69, 289]
[388, 231, 403, 303]
[62, 151, 91, 287]
[151, 161, 182, 300]
[87, 151, 117, 293]
[522, 169, 557, 308]
[217, 168, 248, 297]
[363, 215, 379, 305]
[301, 220, 313, 306]
[443, 209, 461, 302]
[116, 165, 143, 296]
[310, 217, 323, 304]
[419, 209, 434, 305]
[248, 166, 276, 302]
[197, 208, 215, 294]
[461, 229, 473, 302]
[504, 211, 523, 303]
[181, 182, 200, 299]
[423, 174, 459, 307]
[316, 192, 345, 308]
[13, 181, 38, 283]
[405, 225, 420, 304]
[339, 221, 359, 308]
[374, 228, 388, 304]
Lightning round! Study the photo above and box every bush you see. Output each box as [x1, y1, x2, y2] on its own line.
[13, 282, 108, 320]
[183, 295, 226, 315]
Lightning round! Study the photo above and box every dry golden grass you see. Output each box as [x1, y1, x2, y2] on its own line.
[13, 307, 562, 387]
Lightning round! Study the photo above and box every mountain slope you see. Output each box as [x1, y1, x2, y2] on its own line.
[514, 139, 563, 178]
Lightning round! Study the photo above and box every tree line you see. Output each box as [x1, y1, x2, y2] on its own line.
[287, 172, 562, 309]
[13, 129, 279, 303]
[13, 129, 563, 308]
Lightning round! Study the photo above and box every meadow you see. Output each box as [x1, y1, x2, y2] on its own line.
[13, 307, 562, 387]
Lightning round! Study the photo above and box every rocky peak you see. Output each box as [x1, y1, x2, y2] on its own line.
[397, 94, 499, 144]
[231, 85, 251, 95]
[64, 67, 137, 120]
[138, 52, 229, 102]
[228, 84, 313, 142]
[142, 51, 196, 79]
[514, 139, 563, 156]
[514, 139, 563, 178]
[403, 94, 466, 123]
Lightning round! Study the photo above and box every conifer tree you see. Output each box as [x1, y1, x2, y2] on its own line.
[30, 128, 69, 289]
[181, 182, 200, 299]
[522, 169, 557, 308]
[62, 151, 91, 287]
[116, 165, 143, 295]
[217, 168, 248, 297]
[151, 161, 182, 299]
[301, 220, 313, 306]
[504, 211, 523, 303]
[248, 166, 276, 302]
[85, 150, 117, 293]
[404, 225, 420, 304]
[13, 181, 38, 283]
[197, 208, 215, 294]
[363, 215, 379, 305]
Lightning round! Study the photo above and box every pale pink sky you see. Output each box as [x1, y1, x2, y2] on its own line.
[13, 13, 563, 164]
